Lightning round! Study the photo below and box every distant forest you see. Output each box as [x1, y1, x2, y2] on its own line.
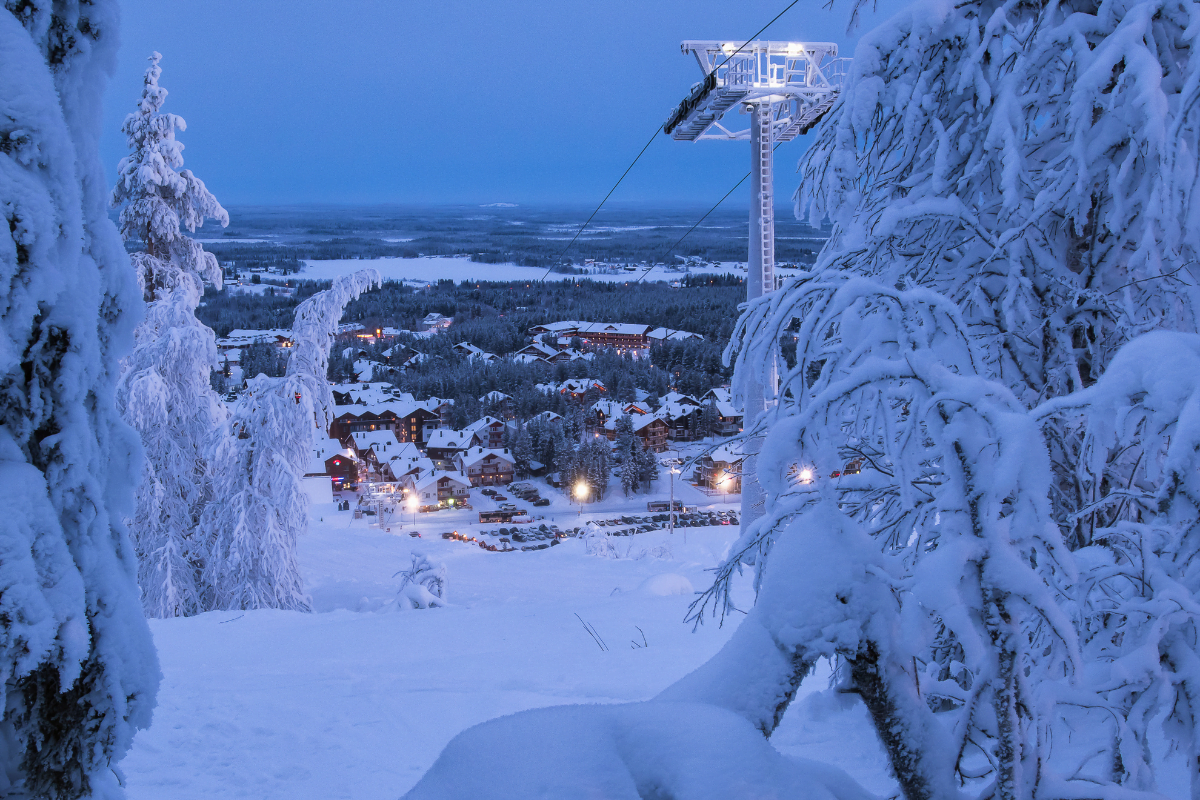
[196, 275, 746, 343]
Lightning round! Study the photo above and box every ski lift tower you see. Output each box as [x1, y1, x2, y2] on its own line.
[664, 40, 849, 529]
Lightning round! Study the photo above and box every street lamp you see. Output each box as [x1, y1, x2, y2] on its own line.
[574, 481, 589, 516]
[669, 465, 681, 540]
[407, 494, 418, 529]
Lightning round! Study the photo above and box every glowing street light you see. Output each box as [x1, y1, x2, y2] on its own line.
[406, 494, 419, 528]
[718, 472, 731, 503]
[574, 481, 589, 516]
[798, 468, 814, 484]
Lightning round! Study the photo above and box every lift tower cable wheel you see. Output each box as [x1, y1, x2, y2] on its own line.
[664, 40, 849, 532]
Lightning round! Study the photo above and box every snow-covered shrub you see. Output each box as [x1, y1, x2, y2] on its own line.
[111, 52, 229, 618]
[583, 525, 619, 559]
[395, 553, 447, 610]
[202, 270, 379, 611]
[0, 4, 158, 797]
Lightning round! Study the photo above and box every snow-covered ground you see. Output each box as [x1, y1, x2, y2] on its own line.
[121, 483, 893, 800]
[297, 255, 757, 285]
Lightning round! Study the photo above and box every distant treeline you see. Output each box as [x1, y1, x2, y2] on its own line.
[196, 276, 746, 343]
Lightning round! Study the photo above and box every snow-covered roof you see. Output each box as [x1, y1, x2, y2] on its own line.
[709, 440, 746, 465]
[661, 391, 701, 407]
[411, 468, 471, 493]
[511, 353, 549, 366]
[656, 401, 702, 422]
[481, 391, 511, 403]
[426, 429, 471, 451]
[632, 415, 666, 433]
[216, 329, 291, 349]
[454, 447, 515, 470]
[531, 411, 563, 424]
[703, 387, 732, 404]
[308, 438, 353, 475]
[464, 416, 504, 435]
[333, 400, 433, 420]
[714, 400, 742, 418]
[349, 430, 400, 456]
[331, 381, 409, 405]
[518, 341, 560, 358]
[647, 327, 703, 342]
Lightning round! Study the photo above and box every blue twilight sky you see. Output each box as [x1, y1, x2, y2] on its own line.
[100, 1, 904, 208]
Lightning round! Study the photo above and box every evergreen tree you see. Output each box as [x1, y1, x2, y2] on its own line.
[634, 440, 658, 491]
[511, 422, 534, 478]
[0, 5, 158, 796]
[111, 52, 229, 617]
[203, 271, 380, 610]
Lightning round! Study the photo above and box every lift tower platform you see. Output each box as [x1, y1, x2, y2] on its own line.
[664, 40, 848, 530]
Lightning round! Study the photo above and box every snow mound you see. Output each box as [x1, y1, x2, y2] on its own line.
[402, 700, 872, 800]
[638, 573, 694, 596]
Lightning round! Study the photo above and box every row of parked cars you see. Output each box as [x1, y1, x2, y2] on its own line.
[507, 482, 551, 507]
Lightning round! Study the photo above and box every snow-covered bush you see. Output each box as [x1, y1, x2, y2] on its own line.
[583, 525, 619, 559]
[203, 270, 379, 611]
[395, 553, 447, 610]
[111, 52, 229, 617]
[0, 4, 158, 797]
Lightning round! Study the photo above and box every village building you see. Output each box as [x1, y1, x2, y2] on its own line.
[420, 312, 452, 331]
[407, 468, 471, 508]
[462, 416, 506, 449]
[379, 443, 433, 483]
[453, 341, 499, 363]
[306, 438, 358, 490]
[425, 429, 474, 468]
[632, 415, 669, 452]
[526, 321, 703, 354]
[328, 402, 441, 447]
[656, 400, 703, 441]
[454, 447, 516, 487]
[696, 441, 745, 493]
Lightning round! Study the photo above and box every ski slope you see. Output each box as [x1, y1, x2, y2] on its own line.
[120, 496, 894, 800]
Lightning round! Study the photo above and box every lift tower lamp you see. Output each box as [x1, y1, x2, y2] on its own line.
[663, 40, 848, 533]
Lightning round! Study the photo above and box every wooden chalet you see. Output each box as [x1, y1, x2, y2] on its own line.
[454, 447, 516, 487]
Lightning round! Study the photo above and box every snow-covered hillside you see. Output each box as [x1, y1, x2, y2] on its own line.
[119, 499, 894, 800]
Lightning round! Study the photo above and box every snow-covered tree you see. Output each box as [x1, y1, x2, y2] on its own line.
[716, 274, 1080, 800]
[112, 52, 227, 296]
[202, 270, 379, 611]
[798, 0, 1200, 405]
[634, 442, 658, 491]
[0, 4, 158, 797]
[112, 52, 229, 618]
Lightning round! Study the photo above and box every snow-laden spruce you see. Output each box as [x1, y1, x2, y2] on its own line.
[798, 0, 1200, 404]
[203, 270, 380, 611]
[0, 4, 158, 798]
[112, 52, 229, 618]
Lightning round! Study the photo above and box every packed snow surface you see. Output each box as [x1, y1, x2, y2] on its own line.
[120, 498, 894, 799]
